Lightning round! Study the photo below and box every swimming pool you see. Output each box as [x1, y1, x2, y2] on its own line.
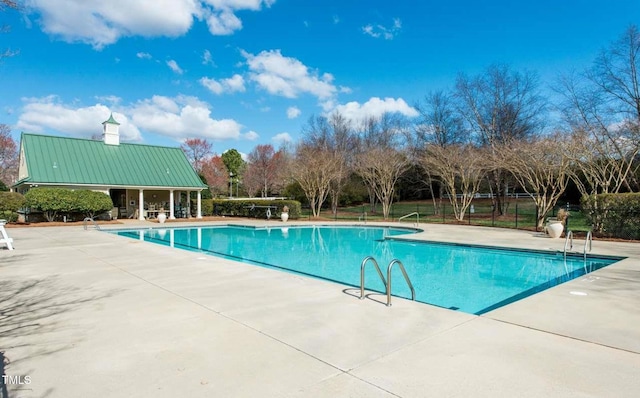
[113, 225, 622, 314]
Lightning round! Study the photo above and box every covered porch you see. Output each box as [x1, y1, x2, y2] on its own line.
[110, 187, 203, 221]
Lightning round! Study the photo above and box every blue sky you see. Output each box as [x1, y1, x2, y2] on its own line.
[1, 0, 639, 156]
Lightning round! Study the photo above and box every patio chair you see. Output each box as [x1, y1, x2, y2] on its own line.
[0, 219, 14, 250]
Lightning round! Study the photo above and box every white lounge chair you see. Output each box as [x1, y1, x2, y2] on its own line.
[0, 219, 14, 250]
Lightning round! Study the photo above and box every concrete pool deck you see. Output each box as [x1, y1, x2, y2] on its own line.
[1, 221, 639, 397]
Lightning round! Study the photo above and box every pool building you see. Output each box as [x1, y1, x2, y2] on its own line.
[12, 114, 207, 220]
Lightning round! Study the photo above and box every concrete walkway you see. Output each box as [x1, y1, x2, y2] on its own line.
[1, 221, 639, 397]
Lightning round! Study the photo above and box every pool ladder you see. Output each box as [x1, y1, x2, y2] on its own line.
[398, 212, 419, 227]
[83, 217, 101, 231]
[360, 256, 415, 307]
[563, 230, 592, 260]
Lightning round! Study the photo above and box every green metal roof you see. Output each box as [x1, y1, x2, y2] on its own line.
[18, 133, 207, 189]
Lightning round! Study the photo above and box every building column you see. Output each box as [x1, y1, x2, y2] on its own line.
[169, 190, 176, 220]
[197, 190, 203, 219]
[186, 190, 192, 218]
[138, 189, 145, 220]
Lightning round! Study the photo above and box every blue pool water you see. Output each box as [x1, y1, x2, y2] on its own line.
[113, 225, 622, 314]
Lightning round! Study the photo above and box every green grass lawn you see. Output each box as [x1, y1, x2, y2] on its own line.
[300, 199, 592, 232]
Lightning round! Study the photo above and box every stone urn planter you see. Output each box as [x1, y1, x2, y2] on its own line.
[157, 210, 167, 224]
[546, 219, 564, 238]
[281, 206, 289, 222]
[545, 208, 568, 238]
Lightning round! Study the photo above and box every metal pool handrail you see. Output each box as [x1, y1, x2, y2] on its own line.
[386, 259, 415, 307]
[360, 256, 415, 307]
[584, 231, 592, 260]
[360, 256, 387, 300]
[83, 217, 101, 231]
[398, 212, 419, 225]
[563, 230, 573, 260]
[358, 212, 367, 223]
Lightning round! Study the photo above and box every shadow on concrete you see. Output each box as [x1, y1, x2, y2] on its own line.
[0, 277, 115, 398]
[342, 288, 389, 306]
[0, 255, 31, 267]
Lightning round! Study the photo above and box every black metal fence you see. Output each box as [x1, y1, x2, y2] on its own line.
[306, 200, 592, 234]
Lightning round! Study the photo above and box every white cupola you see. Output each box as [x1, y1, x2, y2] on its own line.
[102, 113, 121, 145]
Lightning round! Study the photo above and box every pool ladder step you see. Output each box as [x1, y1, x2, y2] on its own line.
[359, 256, 415, 307]
[563, 230, 592, 260]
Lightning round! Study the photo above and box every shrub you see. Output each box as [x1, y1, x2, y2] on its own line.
[25, 188, 76, 222]
[0, 192, 26, 222]
[581, 193, 640, 239]
[24, 188, 113, 222]
[201, 199, 213, 216]
[75, 190, 113, 219]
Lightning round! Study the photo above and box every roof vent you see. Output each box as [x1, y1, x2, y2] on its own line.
[102, 113, 121, 145]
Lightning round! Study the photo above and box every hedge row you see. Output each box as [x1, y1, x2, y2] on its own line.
[195, 199, 301, 219]
[24, 188, 113, 222]
[581, 193, 640, 239]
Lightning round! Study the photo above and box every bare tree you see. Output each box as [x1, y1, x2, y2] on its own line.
[244, 144, 287, 197]
[354, 147, 410, 220]
[496, 136, 572, 229]
[414, 91, 466, 147]
[557, 25, 640, 195]
[0, 1, 18, 9]
[291, 144, 343, 218]
[201, 155, 228, 197]
[420, 144, 488, 221]
[301, 113, 355, 214]
[0, 124, 17, 186]
[355, 113, 410, 213]
[327, 112, 356, 214]
[181, 138, 213, 173]
[1, 0, 20, 60]
[242, 163, 261, 198]
[455, 64, 546, 215]
[413, 91, 467, 213]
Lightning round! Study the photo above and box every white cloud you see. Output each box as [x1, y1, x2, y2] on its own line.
[202, 49, 214, 65]
[16, 94, 247, 143]
[129, 95, 242, 140]
[205, 9, 242, 35]
[223, 74, 245, 92]
[244, 130, 259, 140]
[95, 95, 122, 105]
[242, 49, 341, 100]
[272, 132, 292, 144]
[25, 0, 199, 49]
[330, 97, 418, 122]
[25, 0, 276, 48]
[286, 106, 301, 119]
[200, 74, 246, 94]
[362, 17, 402, 40]
[166, 59, 184, 74]
[16, 96, 142, 141]
[203, 0, 275, 10]
[136, 52, 152, 59]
